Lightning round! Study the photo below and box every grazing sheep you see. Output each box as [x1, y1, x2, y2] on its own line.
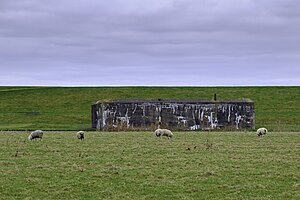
[257, 127, 268, 136]
[28, 130, 43, 141]
[154, 128, 173, 139]
[77, 131, 85, 140]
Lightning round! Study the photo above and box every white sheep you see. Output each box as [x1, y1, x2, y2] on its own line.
[28, 130, 44, 140]
[77, 131, 85, 140]
[155, 128, 173, 139]
[257, 127, 268, 136]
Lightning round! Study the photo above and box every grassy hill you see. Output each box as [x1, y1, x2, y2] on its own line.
[0, 86, 299, 131]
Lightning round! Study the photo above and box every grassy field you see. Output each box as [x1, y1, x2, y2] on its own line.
[0, 86, 299, 131]
[0, 131, 299, 199]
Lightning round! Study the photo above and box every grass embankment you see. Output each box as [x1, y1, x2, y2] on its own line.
[0, 131, 299, 199]
[0, 86, 299, 131]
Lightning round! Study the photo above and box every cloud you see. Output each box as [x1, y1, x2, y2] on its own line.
[0, 0, 299, 85]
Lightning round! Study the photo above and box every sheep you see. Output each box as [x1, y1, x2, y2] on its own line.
[154, 128, 173, 139]
[28, 130, 43, 141]
[77, 131, 85, 140]
[257, 127, 268, 136]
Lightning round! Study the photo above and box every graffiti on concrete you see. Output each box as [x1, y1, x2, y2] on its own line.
[92, 99, 254, 131]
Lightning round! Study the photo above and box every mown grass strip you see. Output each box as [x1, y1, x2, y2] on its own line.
[0, 86, 299, 131]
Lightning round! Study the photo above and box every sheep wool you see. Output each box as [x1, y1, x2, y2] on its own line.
[257, 127, 268, 136]
[28, 130, 43, 140]
[77, 131, 85, 140]
[155, 128, 174, 139]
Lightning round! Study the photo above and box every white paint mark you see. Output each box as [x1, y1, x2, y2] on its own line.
[235, 113, 242, 129]
[228, 105, 231, 122]
[190, 125, 201, 130]
[132, 104, 137, 114]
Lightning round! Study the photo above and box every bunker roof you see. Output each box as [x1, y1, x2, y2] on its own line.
[94, 98, 253, 105]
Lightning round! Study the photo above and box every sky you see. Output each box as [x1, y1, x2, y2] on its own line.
[0, 0, 299, 86]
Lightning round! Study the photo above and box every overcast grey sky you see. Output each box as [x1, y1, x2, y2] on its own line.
[0, 0, 299, 86]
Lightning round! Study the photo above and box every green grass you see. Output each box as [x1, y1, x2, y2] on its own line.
[0, 131, 299, 199]
[0, 86, 299, 131]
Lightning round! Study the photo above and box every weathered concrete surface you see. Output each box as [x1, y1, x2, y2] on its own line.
[92, 99, 254, 131]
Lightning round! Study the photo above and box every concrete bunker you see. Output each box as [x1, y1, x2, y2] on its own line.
[92, 99, 254, 131]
